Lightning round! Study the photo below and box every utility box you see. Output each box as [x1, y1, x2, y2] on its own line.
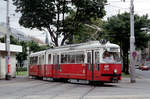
[0, 43, 22, 79]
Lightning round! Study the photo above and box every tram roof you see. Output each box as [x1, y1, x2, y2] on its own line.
[30, 50, 46, 57]
[47, 41, 120, 53]
[30, 41, 120, 56]
[105, 42, 120, 48]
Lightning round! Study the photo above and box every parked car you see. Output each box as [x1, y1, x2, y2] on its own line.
[139, 65, 150, 71]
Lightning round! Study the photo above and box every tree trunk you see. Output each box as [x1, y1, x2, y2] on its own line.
[122, 49, 129, 74]
[125, 52, 129, 74]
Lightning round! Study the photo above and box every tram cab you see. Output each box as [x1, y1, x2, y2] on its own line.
[100, 44, 121, 82]
[85, 41, 121, 83]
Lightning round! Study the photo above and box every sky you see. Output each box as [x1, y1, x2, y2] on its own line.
[0, 0, 150, 43]
[105, 0, 150, 19]
[0, 0, 45, 42]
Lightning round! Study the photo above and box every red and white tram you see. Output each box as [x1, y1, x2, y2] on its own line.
[29, 41, 121, 84]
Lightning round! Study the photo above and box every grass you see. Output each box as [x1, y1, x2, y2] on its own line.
[122, 72, 130, 78]
[16, 71, 27, 76]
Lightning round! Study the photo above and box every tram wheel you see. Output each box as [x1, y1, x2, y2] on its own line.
[37, 76, 43, 80]
[53, 78, 69, 82]
[53, 78, 60, 82]
[89, 81, 104, 86]
[89, 81, 94, 85]
[99, 82, 104, 86]
[61, 78, 69, 83]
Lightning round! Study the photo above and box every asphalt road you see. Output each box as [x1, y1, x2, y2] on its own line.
[0, 71, 150, 99]
[136, 69, 150, 79]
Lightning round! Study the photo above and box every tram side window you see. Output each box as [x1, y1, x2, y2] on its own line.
[53, 54, 59, 64]
[53, 55, 55, 64]
[61, 53, 76, 64]
[61, 54, 67, 64]
[30, 56, 38, 65]
[87, 52, 91, 63]
[42, 55, 45, 65]
[29, 57, 33, 65]
[95, 52, 100, 63]
[68, 54, 76, 63]
[48, 54, 51, 64]
[61, 51, 84, 64]
[39, 55, 45, 65]
[34, 56, 38, 65]
[76, 54, 84, 64]
[95, 52, 100, 70]
[39, 56, 41, 65]
[67, 54, 71, 63]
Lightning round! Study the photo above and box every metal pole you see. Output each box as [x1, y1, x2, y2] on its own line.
[130, 0, 136, 83]
[6, 0, 11, 80]
[27, 47, 29, 77]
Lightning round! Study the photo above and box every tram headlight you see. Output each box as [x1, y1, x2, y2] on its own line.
[114, 69, 117, 74]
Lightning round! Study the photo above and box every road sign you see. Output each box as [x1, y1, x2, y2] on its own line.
[132, 51, 137, 57]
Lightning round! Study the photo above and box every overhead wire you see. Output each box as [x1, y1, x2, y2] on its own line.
[106, 4, 129, 9]
[108, 0, 148, 3]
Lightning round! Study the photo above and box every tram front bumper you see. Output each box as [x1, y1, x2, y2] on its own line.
[111, 77, 119, 83]
[101, 73, 121, 83]
[101, 74, 121, 77]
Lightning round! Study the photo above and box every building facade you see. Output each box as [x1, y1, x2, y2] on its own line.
[0, 43, 22, 79]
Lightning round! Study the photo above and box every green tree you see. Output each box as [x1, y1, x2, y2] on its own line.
[72, 0, 106, 23]
[73, 19, 104, 43]
[103, 12, 150, 74]
[63, 9, 105, 44]
[17, 40, 50, 66]
[0, 36, 20, 45]
[16, 41, 28, 67]
[12, 0, 106, 46]
[0, 37, 4, 43]
[27, 41, 50, 53]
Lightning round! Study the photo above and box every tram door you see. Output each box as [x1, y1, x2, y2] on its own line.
[87, 51, 93, 81]
[94, 51, 100, 81]
[39, 55, 45, 77]
[53, 54, 59, 78]
[38, 55, 42, 76]
[87, 50, 100, 81]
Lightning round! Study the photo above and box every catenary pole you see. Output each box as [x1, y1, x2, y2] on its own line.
[6, 0, 11, 80]
[27, 47, 29, 77]
[130, 0, 136, 83]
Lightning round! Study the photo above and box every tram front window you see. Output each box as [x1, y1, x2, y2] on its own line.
[103, 51, 121, 63]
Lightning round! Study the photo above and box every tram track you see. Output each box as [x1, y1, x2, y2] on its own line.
[0, 80, 55, 96]
[50, 83, 81, 99]
[26, 80, 97, 99]
[79, 86, 95, 99]
[0, 79, 115, 99]
[16, 82, 65, 99]
[47, 83, 96, 99]
[0, 79, 43, 87]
